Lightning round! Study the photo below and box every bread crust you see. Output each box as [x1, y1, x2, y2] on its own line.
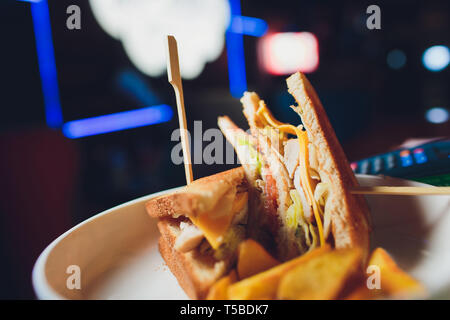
[146, 167, 246, 219]
[286, 72, 371, 261]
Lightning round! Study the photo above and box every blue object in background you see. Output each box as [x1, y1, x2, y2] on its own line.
[400, 150, 414, 167]
[413, 148, 428, 164]
[229, 15, 268, 37]
[20, 0, 174, 137]
[225, 0, 267, 98]
[226, 0, 247, 98]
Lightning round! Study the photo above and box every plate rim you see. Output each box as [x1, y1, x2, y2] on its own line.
[32, 186, 182, 300]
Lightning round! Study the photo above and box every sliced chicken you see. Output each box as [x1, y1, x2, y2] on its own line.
[175, 222, 204, 253]
[283, 139, 300, 179]
[293, 167, 313, 223]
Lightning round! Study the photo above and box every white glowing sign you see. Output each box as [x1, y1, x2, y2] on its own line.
[89, 0, 230, 79]
[259, 32, 319, 75]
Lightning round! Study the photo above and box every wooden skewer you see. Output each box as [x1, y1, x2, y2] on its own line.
[166, 35, 193, 185]
[351, 186, 450, 196]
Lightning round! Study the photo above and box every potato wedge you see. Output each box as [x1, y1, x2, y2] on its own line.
[277, 248, 362, 300]
[368, 248, 426, 299]
[237, 239, 279, 279]
[206, 269, 237, 300]
[228, 245, 330, 300]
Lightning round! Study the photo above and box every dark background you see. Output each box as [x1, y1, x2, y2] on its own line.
[0, 0, 448, 299]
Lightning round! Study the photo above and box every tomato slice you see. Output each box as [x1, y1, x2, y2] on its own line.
[263, 173, 279, 235]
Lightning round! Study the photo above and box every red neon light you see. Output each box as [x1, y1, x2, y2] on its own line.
[259, 32, 319, 75]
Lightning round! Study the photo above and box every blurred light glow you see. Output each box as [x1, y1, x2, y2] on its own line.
[62, 105, 173, 139]
[89, 0, 230, 79]
[425, 107, 449, 124]
[30, 0, 63, 127]
[259, 32, 319, 75]
[229, 15, 268, 37]
[116, 70, 160, 106]
[387, 49, 406, 69]
[422, 45, 450, 72]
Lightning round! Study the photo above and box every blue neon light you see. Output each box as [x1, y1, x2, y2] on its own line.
[62, 105, 173, 139]
[226, 0, 247, 98]
[414, 154, 427, 164]
[23, 0, 267, 135]
[30, 0, 63, 128]
[229, 16, 268, 37]
[400, 155, 413, 167]
[413, 151, 428, 164]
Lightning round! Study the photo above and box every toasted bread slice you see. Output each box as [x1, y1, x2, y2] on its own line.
[146, 167, 247, 219]
[146, 168, 249, 299]
[287, 72, 370, 260]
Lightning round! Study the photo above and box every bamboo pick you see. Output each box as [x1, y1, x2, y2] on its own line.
[351, 186, 450, 196]
[166, 35, 193, 185]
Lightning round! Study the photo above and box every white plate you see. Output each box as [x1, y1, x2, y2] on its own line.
[32, 175, 450, 299]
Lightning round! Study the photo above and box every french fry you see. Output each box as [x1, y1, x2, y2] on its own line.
[277, 248, 363, 300]
[228, 245, 331, 300]
[237, 239, 279, 279]
[367, 248, 426, 299]
[206, 269, 237, 300]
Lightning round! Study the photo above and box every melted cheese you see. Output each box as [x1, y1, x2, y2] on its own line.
[190, 191, 248, 249]
[256, 102, 325, 247]
[232, 191, 249, 215]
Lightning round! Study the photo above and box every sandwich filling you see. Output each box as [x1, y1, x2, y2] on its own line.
[174, 188, 249, 261]
[256, 101, 326, 247]
[220, 93, 331, 260]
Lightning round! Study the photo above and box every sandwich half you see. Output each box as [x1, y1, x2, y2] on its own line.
[146, 167, 249, 299]
[218, 72, 370, 262]
[146, 72, 371, 299]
